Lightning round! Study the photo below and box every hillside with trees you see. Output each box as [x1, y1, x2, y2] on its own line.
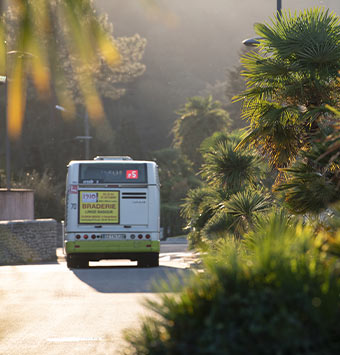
[0, 2, 339, 352]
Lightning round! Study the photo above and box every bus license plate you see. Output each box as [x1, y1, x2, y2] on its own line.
[102, 234, 126, 240]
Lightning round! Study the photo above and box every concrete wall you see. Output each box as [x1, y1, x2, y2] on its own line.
[0, 189, 34, 220]
[0, 219, 57, 265]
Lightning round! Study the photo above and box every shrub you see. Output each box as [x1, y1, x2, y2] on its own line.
[161, 203, 186, 238]
[13, 170, 64, 220]
[123, 214, 340, 354]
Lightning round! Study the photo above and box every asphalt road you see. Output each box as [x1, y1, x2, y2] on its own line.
[0, 240, 194, 355]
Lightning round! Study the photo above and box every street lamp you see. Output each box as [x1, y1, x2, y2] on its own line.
[1, 50, 34, 190]
[277, 0, 282, 18]
[242, 0, 282, 47]
[0, 74, 10, 189]
[55, 105, 92, 159]
[242, 36, 263, 47]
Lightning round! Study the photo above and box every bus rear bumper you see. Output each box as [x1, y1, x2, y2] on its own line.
[65, 240, 160, 254]
[67, 251, 158, 263]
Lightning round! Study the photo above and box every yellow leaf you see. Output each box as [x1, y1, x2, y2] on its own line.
[99, 36, 121, 66]
[7, 60, 26, 139]
[31, 55, 50, 96]
[85, 94, 104, 120]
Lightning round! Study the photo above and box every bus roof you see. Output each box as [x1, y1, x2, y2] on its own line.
[67, 159, 157, 166]
[94, 156, 133, 161]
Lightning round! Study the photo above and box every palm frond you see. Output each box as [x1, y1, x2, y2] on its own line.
[276, 160, 340, 214]
[255, 8, 340, 69]
[202, 210, 236, 239]
[200, 141, 262, 192]
[237, 102, 304, 168]
[223, 189, 272, 223]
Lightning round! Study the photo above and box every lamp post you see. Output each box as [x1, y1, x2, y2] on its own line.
[0, 41, 10, 189]
[0, 74, 10, 189]
[1, 50, 35, 190]
[242, 0, 282, 47]
[277, 0, 282, 18]
[55, 105, 92, 159]
[5, 72, 10, 190]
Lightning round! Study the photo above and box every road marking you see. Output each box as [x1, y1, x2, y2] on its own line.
[47, 337, 104, 343]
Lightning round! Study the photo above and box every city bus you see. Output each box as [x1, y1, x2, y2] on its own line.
[64, 156, 160, 268]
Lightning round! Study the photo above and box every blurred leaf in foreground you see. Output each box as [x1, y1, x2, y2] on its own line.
[0, 0, 120, 139]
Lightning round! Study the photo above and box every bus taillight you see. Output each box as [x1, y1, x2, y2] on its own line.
[91, 234, 96, 239]
[138, 234, 143, 239]
[76, 235, 81, 239]
[146, 234, 151, 239]
[130, 234, 136, 239]
[84, 234, 89, 239]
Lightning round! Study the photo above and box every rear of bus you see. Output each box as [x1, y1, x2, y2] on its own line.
[64, 157, 160, 268]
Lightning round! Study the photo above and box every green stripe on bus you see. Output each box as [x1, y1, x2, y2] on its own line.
[65, 240, 160, 254]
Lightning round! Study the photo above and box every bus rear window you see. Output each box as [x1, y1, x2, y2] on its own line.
[79, 163, 147, 184]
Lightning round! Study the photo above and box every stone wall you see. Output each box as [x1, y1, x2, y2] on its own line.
[0, 219, 57, 265]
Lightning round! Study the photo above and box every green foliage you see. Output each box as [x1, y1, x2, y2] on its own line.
[152, 148, 200, 238]
[160, 203, 183, 239]
[241, 8, 340, 108]
[124, 213, 340, 354]
[277, 163, 339, 214]
[181, 186, 220, 246]
[201, 189, 272, 241]
[201, 209, 234, 240]
[237, 103, 303, 168]
[255, 9, 340, 74]
[12, 170, 64, 220]
[199, 130, 231, 154]
[172, 96, 231, 170]
[276, 125, 340, 214]
[182, 133, 273, 247]
[224, 189, 271, 229]
[315, 203, 340, 258]
[200, 141, 263, 192]
[236, 7, 340, 215]
[152, 148, 197, 203]
[242, 209, 297, 251]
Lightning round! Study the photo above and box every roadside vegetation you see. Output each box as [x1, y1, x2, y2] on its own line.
[123, 8, 340, 354]
[1, 3, 339, 352]
[124, 212, 340, 354]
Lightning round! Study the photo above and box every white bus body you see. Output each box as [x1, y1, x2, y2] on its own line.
[64, 157, 160, 268]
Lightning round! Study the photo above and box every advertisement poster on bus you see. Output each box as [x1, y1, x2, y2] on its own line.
[79, 191, 119, 224]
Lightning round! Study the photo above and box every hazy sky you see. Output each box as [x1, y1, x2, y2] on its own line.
[94, 0, 340, 150]
[95, 0, 340, 82]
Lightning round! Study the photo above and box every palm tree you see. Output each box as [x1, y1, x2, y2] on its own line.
[200, 140, 263, 193]
[203, 189, 272, 239]
[172, 95, 231, 169]
[236, 8, 340, 214]
[181, 186, 220, 232]
[275, 127, 340, 214]
[181, 137, 272, 246]
[237, 8, 340, 167]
